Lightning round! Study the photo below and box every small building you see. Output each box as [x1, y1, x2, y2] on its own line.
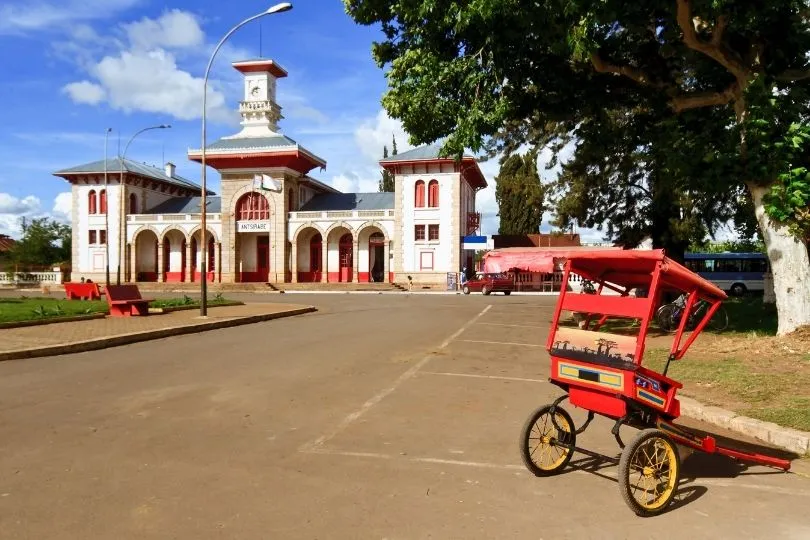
[53, 58, 486, 285]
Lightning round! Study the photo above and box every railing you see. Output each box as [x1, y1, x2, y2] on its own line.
[289, 209, 395, 220]
[0, 271, 63, 285]
[127, 214, 222, 223]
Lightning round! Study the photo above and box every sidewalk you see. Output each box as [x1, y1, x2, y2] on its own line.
[0, 303, 316, 361]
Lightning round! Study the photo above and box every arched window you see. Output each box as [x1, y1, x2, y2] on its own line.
[236, 192, 270, 220]
[99, 190, 107, 213]
[428, 180, 439, 207]
[129, 193, 138, 214]
[88, 190, 97, 214]
[414, 180, 425, 208]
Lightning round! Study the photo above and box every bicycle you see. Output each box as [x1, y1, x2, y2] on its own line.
[656, 293, 728, 333]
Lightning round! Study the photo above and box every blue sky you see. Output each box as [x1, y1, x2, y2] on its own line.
[0, 0, 614, 242]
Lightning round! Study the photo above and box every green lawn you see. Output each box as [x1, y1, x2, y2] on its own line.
[150, 294, 236, 309]
[720, 295, 778, 335]
[0, 295, 239, 323]
[0, 297, 107, 323]
[646, 345, 810, 433]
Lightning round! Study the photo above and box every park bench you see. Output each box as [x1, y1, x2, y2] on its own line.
[105, 284, 153, 317]
[63, 282, 102, 300]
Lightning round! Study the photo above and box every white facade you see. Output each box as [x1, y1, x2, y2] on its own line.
[54, 57, 486, 286]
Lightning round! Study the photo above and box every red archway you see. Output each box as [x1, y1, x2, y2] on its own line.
[368, 232, 385, 282]
[338, 233, 353, 282]
[310, 233, 322, 282]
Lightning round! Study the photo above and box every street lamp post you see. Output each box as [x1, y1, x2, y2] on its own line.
[199, 2, 293, 317]
[117, 124, 171, 285]
[104, 127, 112, 288]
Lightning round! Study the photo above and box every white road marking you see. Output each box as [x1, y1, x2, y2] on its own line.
[299, 305, 493, 452]
[421, 371, 546, 384]
[304, 447, 810, 497]
[458, 339, 543, 347]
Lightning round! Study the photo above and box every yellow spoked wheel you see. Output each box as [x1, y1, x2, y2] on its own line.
[519, 405, 576, 476]
[618, 429, 681, 517]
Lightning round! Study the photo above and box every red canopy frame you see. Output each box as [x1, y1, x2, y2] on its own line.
[547, 250, 727, 371]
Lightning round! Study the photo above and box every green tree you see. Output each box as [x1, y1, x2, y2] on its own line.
[10, 218, 71, 268]
[379, 145, 395, 192]
[495, 151, 544, 235]
[549, 106, 739, 262]
[344, 0, 810, 335]
[378, 134, 399, 192]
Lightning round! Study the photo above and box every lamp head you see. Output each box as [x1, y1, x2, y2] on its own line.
[267, 2, 292, 14]
[160, 124, 172, 129]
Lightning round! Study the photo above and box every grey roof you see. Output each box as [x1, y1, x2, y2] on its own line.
[190, 134, 327, 167]
[146, 197, 221, 214]
[380, 141, 475, 162]
[300, 192, 394, 212]
[54, 158, 210, 193]
[204, 135, 298, 151]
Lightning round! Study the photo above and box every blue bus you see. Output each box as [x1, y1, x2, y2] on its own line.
[684, 252, 769, 296]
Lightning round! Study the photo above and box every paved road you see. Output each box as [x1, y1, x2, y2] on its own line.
[1, 294, 808, 539]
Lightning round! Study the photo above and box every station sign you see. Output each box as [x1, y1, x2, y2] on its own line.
[237, 221, 270, 232]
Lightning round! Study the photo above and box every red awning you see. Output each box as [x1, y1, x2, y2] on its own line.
[481, 247, 620, 273]
[482, 247, 726, 300]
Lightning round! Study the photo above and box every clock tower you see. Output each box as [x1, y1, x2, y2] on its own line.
[231, 59, 288, 136]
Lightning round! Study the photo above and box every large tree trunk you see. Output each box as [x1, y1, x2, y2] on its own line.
[749, 182, 810, 335]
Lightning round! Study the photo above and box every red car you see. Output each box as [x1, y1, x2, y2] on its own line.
[461, 273, 514, 295]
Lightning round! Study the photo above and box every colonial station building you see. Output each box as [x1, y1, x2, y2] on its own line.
[53, 58, 486, 285]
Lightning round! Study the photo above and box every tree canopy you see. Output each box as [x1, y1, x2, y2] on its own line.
[344, 0, 810, 334]
[9, 218, 71, 268]
[495, 151, 545, 235]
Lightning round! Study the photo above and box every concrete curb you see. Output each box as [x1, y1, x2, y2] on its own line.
[679, 395, 810, 456]
[0, 306, 317, 362]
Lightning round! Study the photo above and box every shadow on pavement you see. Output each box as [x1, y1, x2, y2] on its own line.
[550, 430, 796, 516]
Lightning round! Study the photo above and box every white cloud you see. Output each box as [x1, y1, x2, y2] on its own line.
[124, 9, 204, 51]
[63, 81, 106, 105]
[53, 192, 72, 222]
[59, 10, 235, 124]
[93, 49, 225, 120]
[0, 193, 41, 215]
[0, 0, 140, 35]
[330, 172, 380, 194]
[0, 193, 42, 237]
[354, 110, 414, 162]
[0, 192, 72, 237]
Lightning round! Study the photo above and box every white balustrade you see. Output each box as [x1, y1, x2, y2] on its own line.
[0, 271, 63, 285]
[288, 210, 395, 221]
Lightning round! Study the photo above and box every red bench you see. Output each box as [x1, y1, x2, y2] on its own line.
[105, 285, 153, 317]
[64, 282, 102, 300]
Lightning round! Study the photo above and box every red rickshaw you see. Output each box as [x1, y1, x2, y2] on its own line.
[519, 250, 790, 517]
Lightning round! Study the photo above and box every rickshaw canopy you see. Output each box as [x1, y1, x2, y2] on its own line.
[565, 249, 727, 301]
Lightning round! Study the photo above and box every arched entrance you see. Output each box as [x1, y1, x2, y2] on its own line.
[368, 232, 385, 282]
[357, 225, 388, 282]
[189, 230, 216, 282]
[235, 192, 271, 282]
[310, 234, 322, 281]
[134, 229, 158, 282]
[338, 233, 353, 282]
[162, 229, 186, 282]
[325, 226, 354, 283]
[294, 227, 323, 282]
